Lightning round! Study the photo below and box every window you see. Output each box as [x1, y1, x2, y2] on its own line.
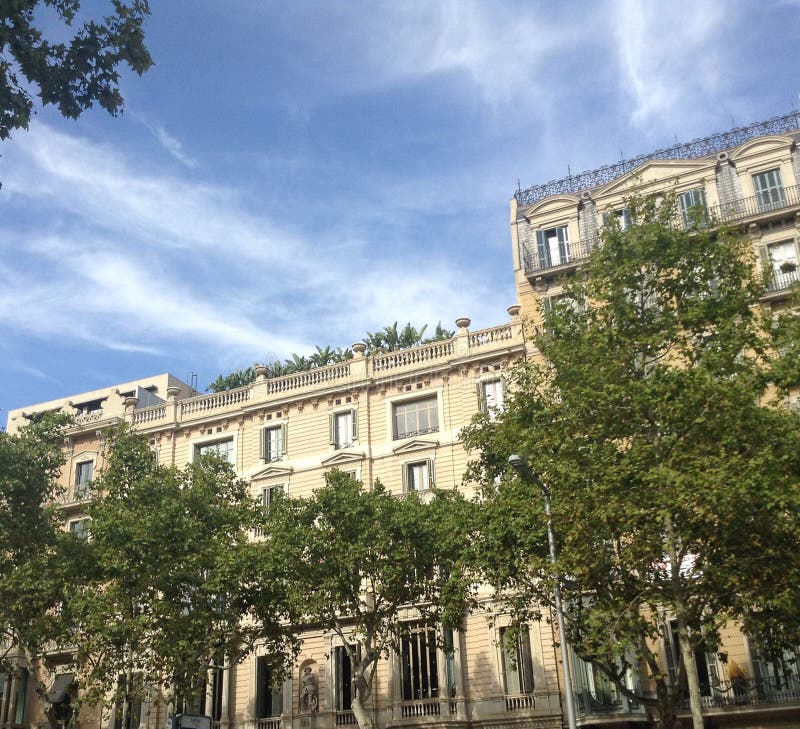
[574, 658, 620, 709]
[113, 673, 142, 729]
[333, 646, 357, 712]
[679, 188, 708, 227]
[478, 379, 505, 416]
[256, 657, 284, 718]
[393, 397, 438, 440]
[196, 438, 235, 465]
[400, 625, 439, 700]
[69, 518, 91, 540]
[603, 208, 632, 231]
[403, 460, 434, 492]
[752, 645, 799, 698]
[753, 168, 786, 212]
[766, 240, 800, 288]
[535, 225, 570, 268]
[13, 668, 27, 725]
[206, 668, 224, 722]
[260, 484, 286, 509]
[664, 621, 720, 698]
[499, 626, 534, 695]
[74, 460, 93, 498]
[260, 425, 287, 462]
[329, 409, 357, 449]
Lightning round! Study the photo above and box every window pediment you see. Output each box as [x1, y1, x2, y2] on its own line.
[392, 438, 439, 456]
[320, 450, 365, 467]
[249, 464, 293, 480]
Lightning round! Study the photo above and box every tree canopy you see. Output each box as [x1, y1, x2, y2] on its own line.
[257, 471, 476, 729]
[0, 1, 152, 141]
[463, 194, 800, 729]
[68, 426, 296, 715]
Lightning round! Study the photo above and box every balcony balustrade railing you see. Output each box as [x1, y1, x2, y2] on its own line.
[524, 184, 800, 278]
[677, 676, 800, 711]
[504, 693, 535, 711]
[333, 710, 357, 726]
[522, 235, 599, 276]
[765, 265, 800, 293]
[399, 698, 442, 718]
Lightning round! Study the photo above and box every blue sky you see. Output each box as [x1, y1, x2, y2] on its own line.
[2, 0, 799, 414]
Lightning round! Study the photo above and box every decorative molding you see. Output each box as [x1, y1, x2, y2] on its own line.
[391, 438, 439, 456]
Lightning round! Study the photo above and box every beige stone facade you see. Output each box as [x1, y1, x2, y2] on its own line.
[6, 113, 800, 729]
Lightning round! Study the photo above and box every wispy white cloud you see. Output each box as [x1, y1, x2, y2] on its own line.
[610, 0, 734, 127]
[134, 112, 198, 168]
[0, 122, 509, 368]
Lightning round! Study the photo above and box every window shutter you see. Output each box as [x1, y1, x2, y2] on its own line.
[758, 245, 771, 276]
[476, 382, 487, 413]
[427, 459, 435, 488]
[351, 409, 358, 441]
[402, 463, 409, 492]
[329, 413, 336, 446]
[557, 226, 568, 261]
[280, 423, 288, 455]
[536, 230, 549, 268]
[260, 487, 269, 508]
[259, 429, 266, 461]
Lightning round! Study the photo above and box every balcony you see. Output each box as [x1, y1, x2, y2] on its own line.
[522, 235, 599, 278]
[706, 183, 800, 225]
[677, 676, 800, 714]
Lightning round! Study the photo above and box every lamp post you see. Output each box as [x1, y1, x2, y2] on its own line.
[508, 454, 578, 729]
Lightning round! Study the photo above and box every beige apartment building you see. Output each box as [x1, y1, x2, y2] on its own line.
[5, 111, 800, 729]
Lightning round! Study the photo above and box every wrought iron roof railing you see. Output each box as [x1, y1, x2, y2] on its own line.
[515, 111, 800, 207]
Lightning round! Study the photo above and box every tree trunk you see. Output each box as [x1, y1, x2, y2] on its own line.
[351, 690, 374, 729]
[676, 622, 705, 729]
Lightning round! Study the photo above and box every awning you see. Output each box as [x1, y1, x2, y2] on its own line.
[47, 673, 74, 704]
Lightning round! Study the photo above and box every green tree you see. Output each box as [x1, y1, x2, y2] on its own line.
[0, 1, 152, 141]
[71, 426, 295, 716]
[258, 471, 476, 729]
[206, 365, 257, 392]
[0, 413, 92, 729]
[463, 195, 800, 729]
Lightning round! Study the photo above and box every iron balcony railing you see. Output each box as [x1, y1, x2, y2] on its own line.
[523, 184, 800, 278]
[522, 235, 599, 276]
[707, 183, 800, 224]
[678, 676, 800, 711]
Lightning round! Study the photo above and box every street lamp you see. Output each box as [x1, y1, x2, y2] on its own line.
[508, 454, 578, 729]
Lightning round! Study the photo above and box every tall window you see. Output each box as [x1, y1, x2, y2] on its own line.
[478, 379, 504, 416]
[330, 410, 357, 449]
[679, 188, 707, 227]
[74, 460, 93, 498]
[261, 425, 287, 462]
[753, 168, 786, 212]
[333, 646, 357, 712]
[403, 460, 434, 492]
[393, 397, 438, 440]
[766, 240, 800, 287]
[260, 484, 286, 509]
[499, 626, 534, 695]
[535, 225, 570, 269]
[400, 625, 439, 700]
[113, 673, 142, 729]
[256, 657, 283, 718]
[664, 621, 720, 698]
[196, 438, 235, 465]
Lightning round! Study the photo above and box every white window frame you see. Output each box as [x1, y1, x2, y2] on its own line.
[477, 378, 505, 417]
[391, 395, 440, 441]
[402, 459, 434, 493]
[68, 518, 91, 540]
[753, 167, 786, 212]
[535, 224, 571, 268]
[260, 483, 287, 509]
[329, 408, 358, 450]
[193, 435, 236, 466]
[678, 187, 708, 227]
[260, 424, 287, 463]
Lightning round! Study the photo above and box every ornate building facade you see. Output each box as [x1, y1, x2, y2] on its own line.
[6, 112, 800, 729]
